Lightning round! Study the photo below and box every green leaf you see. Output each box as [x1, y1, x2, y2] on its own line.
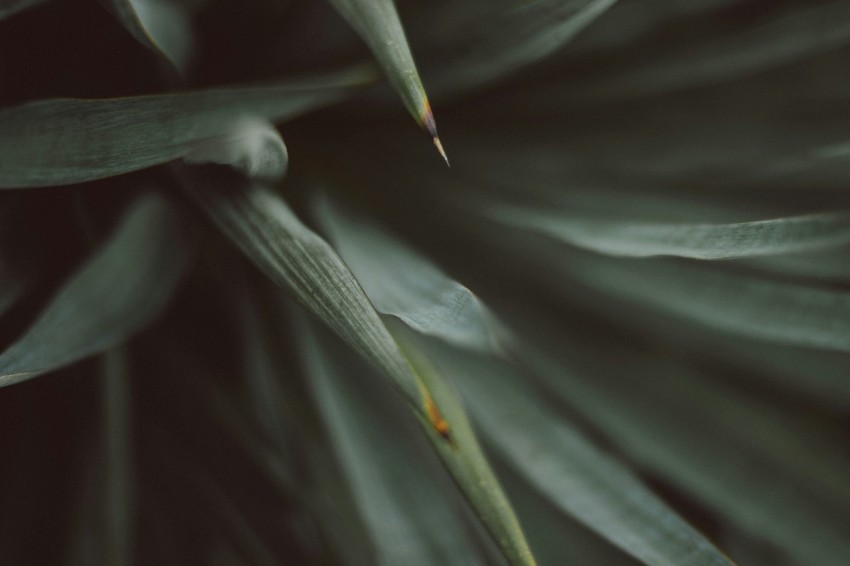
[486, 204, 850, 259]
[184, 118, 289, 181]
[389, 322, 536, 566]
[0, 193, 191, 387]
[101, 0, 193, 74]
[0, 67, 369, 188]
[417, 0, 617, 95]
[184, 172, 535, 565]
[297, 315, 484, 566]
[313, 194, 498, 352]
[323, 0, 447, 160]
[512, 322, 850, 566]
[574, 2, 850, 98]
[418, 338, 731, 566]
[0, 0, 46, 20]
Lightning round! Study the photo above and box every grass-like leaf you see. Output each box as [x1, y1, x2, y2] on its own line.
[0, 68, 369, 188]
[419, 0, 617, 95]
[486, 204, 850, 259]
[298, 315, 484, 565]
[102, 0, 193, 74]
[0, 193, 191, 387]
[314, 194, 498, 352]
[513, 325, 850, 566]
[323, 0, 446, 161]
[185, 171, 535, 565]
[420, 338, 732, 566]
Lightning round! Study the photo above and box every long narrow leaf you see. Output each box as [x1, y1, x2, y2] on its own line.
[323, 0, 446, 161]
[0, 193, 191, 387]
[416, 337, 731, 566]
[101, 0, 192, 73]
[0, 67, 369, 188]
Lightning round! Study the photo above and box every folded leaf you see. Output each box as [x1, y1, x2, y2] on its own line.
[0, 67, 369, 188]
[313, 194, 497, 352]
[0, 194, 190, 387]
[419, 338, 731, 566]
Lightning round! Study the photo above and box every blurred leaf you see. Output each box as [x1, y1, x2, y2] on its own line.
[419, 338, 731, 566]
[323, 0, 445, 157]
[0, 67, 369, 188]
[297, 315, 484, 566]
[418, 0, 617, 95]
[0, 193, 191, 387]
[511, 323, 850, 566]
[0, 0, 46, 20]
[574, 2, 850, 98]
[485, 204, 850, 259]
[184, 118, 288, 181]
[102, 0, 193, 74]
[313, 194, 498, 352]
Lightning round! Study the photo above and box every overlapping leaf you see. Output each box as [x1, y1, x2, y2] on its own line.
[313, 195, 497, 352]
[0, 194, 191, 387]
[510, 321, 850, 566]
[183, 171, 535, 565]
[0, 67, 369, 188]
[414, 337, 731, 566]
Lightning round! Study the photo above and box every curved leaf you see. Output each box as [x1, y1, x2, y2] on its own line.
[101, 0, 193, 74]
[0, 67, 369, 188]
[313, 194, 498, 352]
[487, 205, 850, 259]
[0, 193, 191, 387]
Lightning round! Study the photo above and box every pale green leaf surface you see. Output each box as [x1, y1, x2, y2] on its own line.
[313, 194, 497, 352]
[184, 118, 288, 181]
[323, 0, 433, 129]
[419, 338, 731, 566]
[103, 0, 193, 73]
[0, 194, 191, 387]
[513, 330, 850, 566]
[0, 68, 368, 188]
[298, 316, 484, 566]
[486, 205, 850, 259]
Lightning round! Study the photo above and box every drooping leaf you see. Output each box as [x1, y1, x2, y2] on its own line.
[184, 118, 288, 181]
[323, 0, 447, 161]
[313, 194, 498, 352]
[101, 0, 193, 74]
[297, 315, 484, 566]
[0, 193, 191, 387]
[486, 204, 850, 259]
[417, 337, 731, 566]
[0, 67, 370, 188]
[509, 319, 850, 566]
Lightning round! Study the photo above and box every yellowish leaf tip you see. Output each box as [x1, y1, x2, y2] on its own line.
[421, 100, 450, 167]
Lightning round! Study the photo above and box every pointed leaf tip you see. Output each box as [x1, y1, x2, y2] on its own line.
[422, 102, 450, 166]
